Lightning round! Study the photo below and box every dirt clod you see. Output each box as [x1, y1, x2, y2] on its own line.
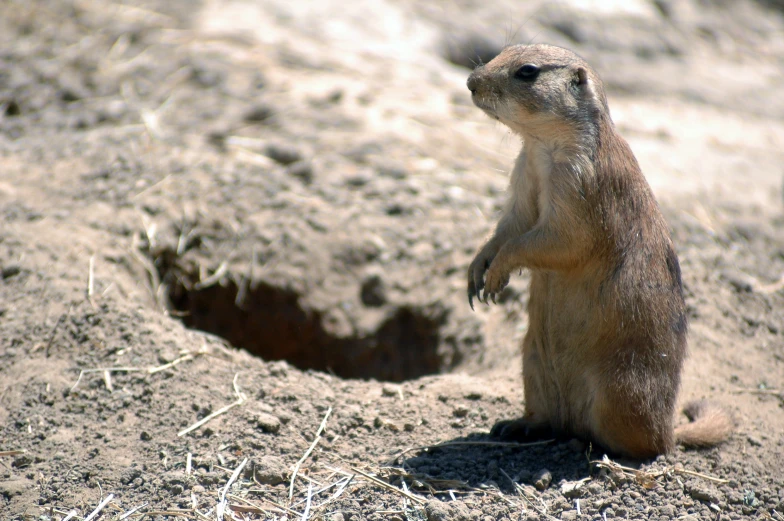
[425, 499, 470, 521]
[251, 456, 288, 485]
[254, 412, 282, 434]
[686, 481, 723, 504]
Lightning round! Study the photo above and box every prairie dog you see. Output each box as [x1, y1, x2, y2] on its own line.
[466, 44, 732, 458]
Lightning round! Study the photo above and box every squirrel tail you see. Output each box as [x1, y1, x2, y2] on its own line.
[674, 400, 735, 448]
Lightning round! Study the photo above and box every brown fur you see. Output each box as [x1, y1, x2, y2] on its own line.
[466, 44, 733, 458]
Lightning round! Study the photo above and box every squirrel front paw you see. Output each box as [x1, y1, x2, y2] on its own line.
[482, 259, 510, 304]
[467, 248, 496, 310]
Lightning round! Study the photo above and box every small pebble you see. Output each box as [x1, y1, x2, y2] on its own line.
[12, 455, 32, 468]
[376, 161, 407, 180]
[255, 412, 281, 434]
[2, 265, 21, 279]
[286, 160, 314, 183]
[721, 269, 754, 293]
[360, 274, 386, 307]
[265, 142, 303, 165]
[534, 469, 552, 491]
[345, 172, 371, 187]
[244, 104, 274, 123]
[453, 405, 470, 418]
[381, 384, 400, 397]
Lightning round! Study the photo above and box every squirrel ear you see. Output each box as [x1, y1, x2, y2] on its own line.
[576, 67, 588, 86]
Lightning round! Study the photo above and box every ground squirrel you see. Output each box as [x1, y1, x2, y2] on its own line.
[466, 44, 733, 458]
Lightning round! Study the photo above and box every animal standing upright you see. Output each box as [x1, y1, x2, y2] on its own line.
[466, 44, 733, 458]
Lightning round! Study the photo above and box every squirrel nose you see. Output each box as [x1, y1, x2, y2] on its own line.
[467, 74, 478, 93]
[467, 66, 486, 94]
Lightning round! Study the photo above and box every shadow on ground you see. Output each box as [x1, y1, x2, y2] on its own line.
[398, 431, 603, 495]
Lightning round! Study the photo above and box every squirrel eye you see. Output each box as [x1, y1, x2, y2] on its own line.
[514, 64, 540, 80]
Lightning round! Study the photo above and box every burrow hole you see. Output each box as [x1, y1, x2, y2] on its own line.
[154, 248, 453, 382]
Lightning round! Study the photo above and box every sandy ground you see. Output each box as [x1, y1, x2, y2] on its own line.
[1, 0, 783, 520]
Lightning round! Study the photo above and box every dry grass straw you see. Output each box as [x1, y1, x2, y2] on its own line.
[289, 407, 332, 499]
[592, 454, 729, 486]
[301, 483, 314, 520]
[178, 372, 247, 437]
[217, 457, 248, 520]
[130, 229, 168, 314]
[0, 450, 26, 457]
[193, 261, 229, 290]
[350, 467, 426, 505]
[69, 345, 208, 393]
[733, 387, 783, 403]
[500, 468, 558, 520]
[87, 254, 95, 305]
[244, 491, 302, 517]
[83, 493, 114, 521]
[118, 502, 148, 520]
[757, 273, 784, 294]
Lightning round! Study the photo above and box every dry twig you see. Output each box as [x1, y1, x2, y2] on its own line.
[500, 468, 557, 520]
[103, 370, 113, 393]
[245, 493, 302, 517]
[178, 373, 246, 437]
[350, 467, 426, 505]
[0, 450, 25, 457]
[301, 483, 314, 520]
[757, 273, 784, 294]
[69, 347, 204, 392]
[194, 261, 228, 290]
[732, 388, 783, 402]
[227, 493, 289, 515]
[289, 407, 332, 500]
[84, 493, 114, 521]
[87, 255, 95, 302]
[217, 458, 248, 520]
[592, 455, 728, 486]
[118, 502, 149, 520]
